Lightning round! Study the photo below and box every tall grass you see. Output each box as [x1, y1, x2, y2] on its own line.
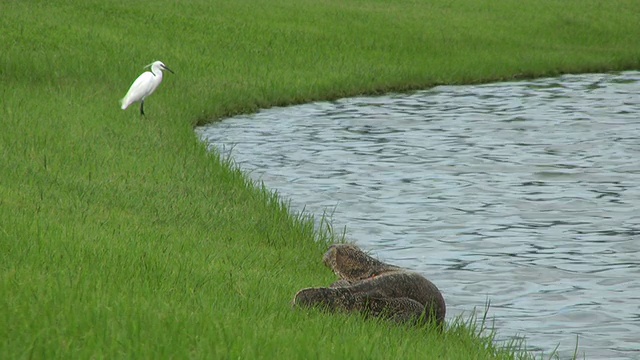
[1, 0, 639, 358]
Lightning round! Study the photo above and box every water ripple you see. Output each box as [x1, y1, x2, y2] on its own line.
[197, 71, 640, 359]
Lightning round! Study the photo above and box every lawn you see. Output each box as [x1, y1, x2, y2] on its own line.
[1, 0, 639, 358]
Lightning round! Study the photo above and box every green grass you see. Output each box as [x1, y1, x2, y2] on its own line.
[1, 0, 638, 358]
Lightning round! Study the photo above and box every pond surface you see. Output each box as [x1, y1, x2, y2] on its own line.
[197, 71, 640, 359]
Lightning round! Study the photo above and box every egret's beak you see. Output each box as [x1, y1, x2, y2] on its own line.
[161, 65, 174, 74]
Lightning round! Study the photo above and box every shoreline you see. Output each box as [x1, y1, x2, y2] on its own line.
[2, 1, 639, 358]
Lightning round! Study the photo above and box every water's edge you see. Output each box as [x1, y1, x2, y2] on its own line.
[198, 72, 640, 359]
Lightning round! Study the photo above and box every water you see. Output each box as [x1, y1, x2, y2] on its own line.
[197, 72, 640, 359]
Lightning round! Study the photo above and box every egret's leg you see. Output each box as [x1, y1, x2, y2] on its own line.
[140, 101, 145, 116]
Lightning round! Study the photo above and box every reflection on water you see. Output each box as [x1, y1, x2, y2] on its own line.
[197, 72, 640, 359]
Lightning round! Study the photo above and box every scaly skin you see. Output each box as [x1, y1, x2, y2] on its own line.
[294, 244, 446, 327]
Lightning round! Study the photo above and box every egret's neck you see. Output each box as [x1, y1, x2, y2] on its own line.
[151, 66, 164, 78]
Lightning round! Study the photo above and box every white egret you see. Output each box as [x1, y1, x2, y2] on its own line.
[120, 61, 174, 116]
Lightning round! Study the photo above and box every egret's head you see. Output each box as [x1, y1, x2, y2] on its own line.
[146, 61, 174, 75]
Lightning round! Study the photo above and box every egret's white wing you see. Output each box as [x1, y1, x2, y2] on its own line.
[120, 71, 155, 109]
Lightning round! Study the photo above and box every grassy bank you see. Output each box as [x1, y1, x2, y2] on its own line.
[1, 0, 639, 358]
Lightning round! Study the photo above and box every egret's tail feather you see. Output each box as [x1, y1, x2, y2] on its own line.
[120, 97, 129, 110]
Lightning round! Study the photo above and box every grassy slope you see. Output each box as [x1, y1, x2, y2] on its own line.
[1, 0, 639, 358]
